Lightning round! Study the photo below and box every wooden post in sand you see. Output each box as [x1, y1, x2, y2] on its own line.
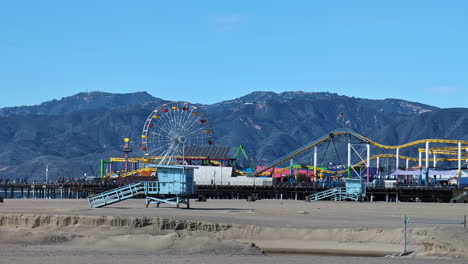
[403, 215, 408, 254]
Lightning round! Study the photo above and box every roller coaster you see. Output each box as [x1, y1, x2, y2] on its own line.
[255, 128, 468, 179]
[103, 128, 467, 184]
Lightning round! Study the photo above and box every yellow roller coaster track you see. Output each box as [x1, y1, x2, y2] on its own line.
[420, 146, 468, 151]
[255, 128, 468, 175]
[209, 160, 222, 166]
[104, 171, 115, 178]
[257, 167, 290, 176]
[418, 146, 468, 156]
[105, 167, 158, 178]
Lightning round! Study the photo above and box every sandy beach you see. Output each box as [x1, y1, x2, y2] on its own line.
[0, 199, 467, 264]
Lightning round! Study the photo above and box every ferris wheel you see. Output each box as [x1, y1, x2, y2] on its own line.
[141, 102, 214, 165]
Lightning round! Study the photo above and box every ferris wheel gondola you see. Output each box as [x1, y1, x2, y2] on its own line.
[141, 102, 214, 165]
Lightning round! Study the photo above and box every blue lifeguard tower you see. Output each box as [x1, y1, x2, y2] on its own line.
[88, 165, 195, 208]
[309, 178, 366, 202]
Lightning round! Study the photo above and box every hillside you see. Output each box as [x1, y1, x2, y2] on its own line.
[375, 108, 468, 143]
[0, 90, 464, 182]
[0, 91, 162, 116]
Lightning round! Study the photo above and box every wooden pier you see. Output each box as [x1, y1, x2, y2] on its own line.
[0, 182, 460, 203]
[196, 184, 457, 202]
[0, 183, 117, 199]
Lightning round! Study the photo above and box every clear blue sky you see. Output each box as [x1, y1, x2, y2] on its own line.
[1, 0, 467, 108]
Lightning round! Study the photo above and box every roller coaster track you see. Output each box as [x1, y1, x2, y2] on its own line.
[111, 167, 157, 178]
[255, 128, 468, 176]
[418, 146, 468, 156]
[104, 172, 115, 178]
[209, 160, 222, 166]
[257, 167, 290, 176]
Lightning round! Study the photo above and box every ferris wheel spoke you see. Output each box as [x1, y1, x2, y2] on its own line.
[159, 144, 175, 164]
[160, 141, 182, 165]
[180, 115, 201, 136]
[158, 124, 175, 139]
[149, 135, 171, 150]
[171, 103, 185, 134]
[150, 143, 171, 157]
[163, 104, 179, 134]
[166, 104, 177, 132]
[160, 143, 175, 157]
[152, 136, 171, 147]
[150, 138, 170, 150]
[170, 108, 184, 136]
[152, 135, 172, 147]
[174, 104, 186, 132]
[180, 105, 197, 126]
[183, 126, 207, 140]
[183, 118, 211, 143]
[153, 125, 171, 139]
[150, 131, 165, 137]
[178, 105, 195, 132]
[172, 105, 198, 139]
[160, 109, 177, 135]
[151, 135, 175, 155]
[150, 133, 170, 145]
[179, 110, 204, 138]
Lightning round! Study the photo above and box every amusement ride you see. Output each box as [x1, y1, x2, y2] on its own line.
[141, 101, 214, 165]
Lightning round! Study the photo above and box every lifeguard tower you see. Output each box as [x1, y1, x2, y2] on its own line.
[309, 178, 366, 202]
[88, 165, 195, 208]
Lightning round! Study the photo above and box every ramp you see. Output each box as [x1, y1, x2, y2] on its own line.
[310, 188, 342, 202]
[88, 181, 148, 208]
[450, 191, 468, 203]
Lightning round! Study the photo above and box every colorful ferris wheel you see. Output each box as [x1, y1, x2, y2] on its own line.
[141, 102, 214, 165]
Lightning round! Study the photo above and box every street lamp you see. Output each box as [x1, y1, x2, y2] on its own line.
[179, 136, 186, 166]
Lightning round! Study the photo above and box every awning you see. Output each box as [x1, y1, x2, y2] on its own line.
[390, 169, 465, 177]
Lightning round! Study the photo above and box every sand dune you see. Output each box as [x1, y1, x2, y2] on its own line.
[0, 199, 467, 263]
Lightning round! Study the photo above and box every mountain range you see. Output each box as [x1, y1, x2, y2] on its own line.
[0, 91, 466, 181]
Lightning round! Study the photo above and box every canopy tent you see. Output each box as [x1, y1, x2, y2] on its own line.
[390, 169, 467, 177]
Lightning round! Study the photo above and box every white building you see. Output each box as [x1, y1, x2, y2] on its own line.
[188, 165, 272, 186]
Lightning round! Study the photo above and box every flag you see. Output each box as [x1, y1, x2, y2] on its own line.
[337, 113, 344, 119]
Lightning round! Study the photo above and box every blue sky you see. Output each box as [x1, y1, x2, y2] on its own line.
[0, 0, 467, 108]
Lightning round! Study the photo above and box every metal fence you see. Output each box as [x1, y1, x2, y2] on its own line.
[402, 215, 467, 254]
